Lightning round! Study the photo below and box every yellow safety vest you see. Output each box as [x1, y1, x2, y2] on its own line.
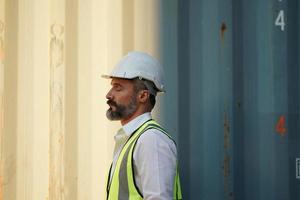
[106, 120, 182, 200]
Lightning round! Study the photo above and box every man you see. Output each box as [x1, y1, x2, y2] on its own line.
[102, 51, 182, 200]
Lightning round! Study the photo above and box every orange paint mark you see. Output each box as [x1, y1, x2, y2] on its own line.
[276, 116, 287, 136]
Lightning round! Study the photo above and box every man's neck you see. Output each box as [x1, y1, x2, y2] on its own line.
[121, 108, 152, 126]
[121, 112, 144, 126]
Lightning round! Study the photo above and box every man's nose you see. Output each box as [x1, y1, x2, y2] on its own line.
[106, 89, 113, 100]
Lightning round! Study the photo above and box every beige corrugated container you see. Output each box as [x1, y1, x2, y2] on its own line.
[0, 0, 162, 199]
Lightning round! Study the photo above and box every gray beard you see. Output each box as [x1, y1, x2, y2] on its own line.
[106, 98, 137, 121]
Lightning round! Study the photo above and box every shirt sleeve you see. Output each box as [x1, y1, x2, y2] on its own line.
[133, 129, 177, 200]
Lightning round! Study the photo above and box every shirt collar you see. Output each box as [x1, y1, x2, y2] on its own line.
[122, 112, 152, 136]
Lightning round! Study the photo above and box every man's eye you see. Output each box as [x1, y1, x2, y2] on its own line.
[114, 86, 122, 91]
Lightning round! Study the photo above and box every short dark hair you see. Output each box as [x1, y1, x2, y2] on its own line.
[149, 94, 156, 107]
[132, 78, 157, 108]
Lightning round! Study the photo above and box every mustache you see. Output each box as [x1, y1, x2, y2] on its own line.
[107, 100, 117, 107]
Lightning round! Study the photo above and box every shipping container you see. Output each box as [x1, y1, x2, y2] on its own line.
[0, 0, 299, 199]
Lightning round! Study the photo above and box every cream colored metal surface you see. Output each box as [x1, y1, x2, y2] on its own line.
[50, 0, 65, 199]
[0, 0, 4, 199]
[16, 0, 51, 199]
[3, 1, 18, 199]
[0, 0, 161, 199]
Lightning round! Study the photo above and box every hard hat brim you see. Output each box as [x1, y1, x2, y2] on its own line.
[101, 74, 165, 93]
[101, 74, 134, 80]
[101, 74, 112, 79]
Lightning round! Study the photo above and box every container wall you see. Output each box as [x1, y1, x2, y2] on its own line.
[1, 0, 162, 199]
[159, 0, 300, 199]
[1, 0, 299, 200]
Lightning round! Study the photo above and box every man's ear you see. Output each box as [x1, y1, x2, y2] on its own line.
[138, 90, 150, 103]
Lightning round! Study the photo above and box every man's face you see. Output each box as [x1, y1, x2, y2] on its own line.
[106, 78, 138, 121]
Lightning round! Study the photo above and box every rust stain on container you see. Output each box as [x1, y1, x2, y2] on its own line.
[220, 22, 227, 41]
[223, 110, 233, 198]
[223, 112, 230, 149]
[223, 111, 230, 177]
[223, 154, 230, 177]
[220, 22, 227, 62]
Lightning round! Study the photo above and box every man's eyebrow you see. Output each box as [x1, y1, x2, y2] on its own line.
[111, 82, 122, 87]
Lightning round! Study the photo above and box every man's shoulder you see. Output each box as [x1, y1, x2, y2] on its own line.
[137, 127, 176, 147]
[133, 127, 177, 158]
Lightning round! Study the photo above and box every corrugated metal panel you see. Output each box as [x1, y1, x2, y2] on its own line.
[1, 0, 299, 199]
[158, 0, 300, 199]
[1, 0, 163, 199]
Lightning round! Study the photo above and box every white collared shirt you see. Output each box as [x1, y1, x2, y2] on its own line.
[110, 112, 177, 200]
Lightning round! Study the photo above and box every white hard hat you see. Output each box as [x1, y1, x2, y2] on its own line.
[102, 51, 165, 92]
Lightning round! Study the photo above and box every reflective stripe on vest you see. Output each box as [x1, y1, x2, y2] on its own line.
[106, 120, 182, 200]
